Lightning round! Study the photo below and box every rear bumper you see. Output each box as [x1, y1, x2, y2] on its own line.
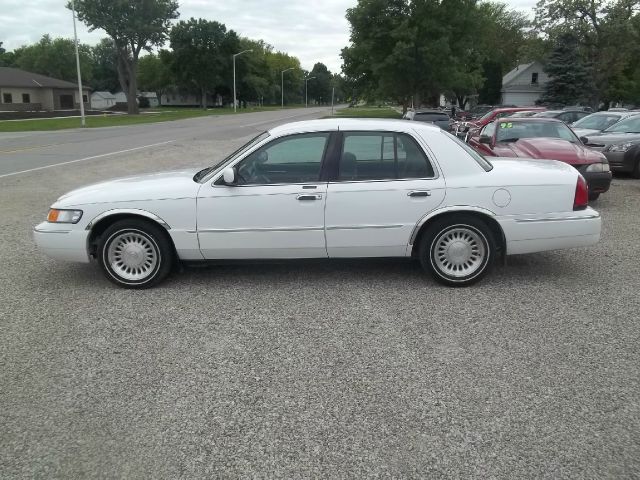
[497, 208, 601, 255]
[33, 222, 90, 263]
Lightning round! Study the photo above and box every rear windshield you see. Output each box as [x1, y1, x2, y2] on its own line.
[414, 113, 449, 122]
[446, 132, 493, 171]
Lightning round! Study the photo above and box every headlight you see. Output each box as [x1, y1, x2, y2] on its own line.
[585, 163, 610, 173]
[608, 142, 634, 152]
[47, 209, 83, 224]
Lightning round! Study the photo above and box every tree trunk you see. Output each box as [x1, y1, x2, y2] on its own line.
[201, 87, 206, 109]
[127, 70, 139, 115]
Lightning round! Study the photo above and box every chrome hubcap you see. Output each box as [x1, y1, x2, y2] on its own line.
[433, 227, 486, 278]
[107, 232, 158, 281]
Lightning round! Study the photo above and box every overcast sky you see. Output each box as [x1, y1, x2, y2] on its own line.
[1, 0, 537, 73]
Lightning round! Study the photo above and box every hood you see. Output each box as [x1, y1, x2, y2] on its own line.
[54, 169, 202, 207]
[572, 128, 600, 138]
[583, 132, 640, 147]
[491, 138, 605, 165]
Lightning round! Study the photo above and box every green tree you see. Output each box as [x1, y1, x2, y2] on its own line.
[170, 18, 238, 108]
[306, 62, 333, 105]
[91, 38, 119, 92]
[541, 32, 595, 105]
[11, 34, 93, 83]
[535, 0, 640, 106]
[70, 0, 179, 114]
[137, 51, 175, 103]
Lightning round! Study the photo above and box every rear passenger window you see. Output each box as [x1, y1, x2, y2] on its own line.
[339, 132, 434, 181]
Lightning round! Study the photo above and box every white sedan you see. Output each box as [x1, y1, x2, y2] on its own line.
[34, 118, 601, 288]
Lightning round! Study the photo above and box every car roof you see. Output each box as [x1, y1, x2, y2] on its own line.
[492, 106, 544, 112]
[268, 118, 441, 136]
[495, 117, 564, 123]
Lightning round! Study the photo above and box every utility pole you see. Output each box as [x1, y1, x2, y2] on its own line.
[281, 68, 294, 109]
[71, 0, 85, 127]
[305, 76, 316, 108]
[233, 49, 253, 113]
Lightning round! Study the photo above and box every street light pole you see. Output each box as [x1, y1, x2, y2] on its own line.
[70, 0, 85, 127]
[233, 49, 253, 113]
[304, 76, 316, 108]
[281, 67, 294, 109]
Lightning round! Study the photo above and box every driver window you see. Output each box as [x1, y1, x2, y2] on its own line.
[235, 133, 329, 185]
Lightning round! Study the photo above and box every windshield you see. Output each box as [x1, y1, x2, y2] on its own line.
[573, 113, 622, 130]
[533, 111, 560, 118]
[478, 109, 498, 121]
[193, 132, 270, 182]
[495, 120, 579, 143]
[469, 105, 492, 116]
[603, 115, 640, 133]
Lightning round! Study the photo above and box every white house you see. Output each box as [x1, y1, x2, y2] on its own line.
[90, 91, 116, 110]
[140, 91, 159, 107]
[501, 61, 548, 106]
[113, 91, 128, 104]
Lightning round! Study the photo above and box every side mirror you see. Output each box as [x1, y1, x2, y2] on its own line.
[580, 136, 589, 144]
[222, 167, 236, 184]
[479, 135, 491, 144]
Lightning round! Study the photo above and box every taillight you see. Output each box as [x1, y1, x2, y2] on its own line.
[573, 175, 588, 210]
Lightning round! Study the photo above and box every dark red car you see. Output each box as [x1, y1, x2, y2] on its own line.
[468, 117, 612, 200]
[454, 106, 546, 138]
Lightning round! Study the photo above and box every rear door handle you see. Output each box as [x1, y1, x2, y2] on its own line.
[408, 190, 431, 197]
[297, 194, 323, 201]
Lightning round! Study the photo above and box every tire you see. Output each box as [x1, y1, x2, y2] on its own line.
[632, 159, 640, 179]
[418, 215, 496, 287]
[97, 219, 174, 288]
[588, 192, 600, 201]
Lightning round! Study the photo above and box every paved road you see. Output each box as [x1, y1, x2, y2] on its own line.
[1, 114, 639, 478]
[0, 107, 333, 177]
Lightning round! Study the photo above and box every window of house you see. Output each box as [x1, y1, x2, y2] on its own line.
[531, 72, 539, 84]
[3, 93, 12, 104]
[339, 132, 434, 181]
[82, 94, 88, 103]
[22, 93, 31, 103]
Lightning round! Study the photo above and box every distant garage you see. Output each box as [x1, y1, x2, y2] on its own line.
[0, 67, 90, 112]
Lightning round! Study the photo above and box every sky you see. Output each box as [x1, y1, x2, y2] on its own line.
[1, 0, 538, 73]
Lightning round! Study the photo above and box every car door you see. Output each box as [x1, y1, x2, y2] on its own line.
[324, 130, 446, 257]
[196, 132, 333, 259]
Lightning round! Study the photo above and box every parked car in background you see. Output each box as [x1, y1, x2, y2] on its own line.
[454, 106, 546, 139]
[468, 117, 611, 199]
[532, 110, 591, 123]
[405, 109, 451, 130]
[456, 104, 495, 121]
[571, 111, 640, 138]
[505, 110, 541, 118]
[582, 114, 640, 177]
[33, 118, 602, 288]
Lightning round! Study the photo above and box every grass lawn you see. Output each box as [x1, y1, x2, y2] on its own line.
[0, 105, 304, 132]
[334, 105, 402, 119]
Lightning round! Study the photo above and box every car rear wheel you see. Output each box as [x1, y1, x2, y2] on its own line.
[588, 192, 600, 201]
[418, 215, 496, 287]
[97, 219, 174, 288]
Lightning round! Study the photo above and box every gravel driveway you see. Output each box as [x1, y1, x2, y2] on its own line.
[1, 133, 639, 478]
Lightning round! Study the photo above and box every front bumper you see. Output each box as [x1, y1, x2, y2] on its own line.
[603, 151, 635, 173]
[581, 170, 612, 194]
[33, 222, 91, 263]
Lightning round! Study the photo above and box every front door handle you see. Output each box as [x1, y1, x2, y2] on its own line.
[297, 194, 323, 201]
[408, 190, 431, 197]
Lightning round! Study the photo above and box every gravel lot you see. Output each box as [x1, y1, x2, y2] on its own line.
[1, 129, 639, 478]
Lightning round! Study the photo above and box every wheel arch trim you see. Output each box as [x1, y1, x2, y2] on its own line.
[409, 205, 499, 245]
[85, 209, 171, 231]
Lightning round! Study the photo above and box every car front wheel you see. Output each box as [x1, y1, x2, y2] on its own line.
[97, 219, 174, 288]
[419, 215, 496, 287]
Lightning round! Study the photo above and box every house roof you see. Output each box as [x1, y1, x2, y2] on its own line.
[502, 62, 536, 86]
[91, 91, 116, 99]
[0, 67, 90, 90]
[140, 92, 158, 98]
